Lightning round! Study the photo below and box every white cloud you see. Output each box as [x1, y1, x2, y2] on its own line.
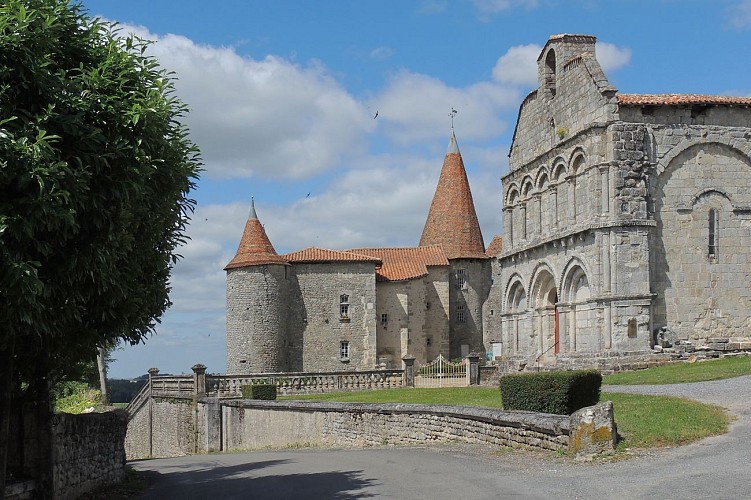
[729, 0, 751, 29]
[374, 70, 519, 145]
[492, 43, 542, 87]
[595, 42, 632, 73]
[116, 24, 374, 181]
[370, 47, 394, 60]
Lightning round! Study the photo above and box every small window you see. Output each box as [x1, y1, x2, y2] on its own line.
[426, 302, 431, 310]
[340, 294, 349, 319]
[340, 341, 350, 360]
[708, 209, 718, 259]
[455, 269, 466, 290]
[381, 313, 388, 324]
[426, 337, 432, 346]
[457, 304, 466, 324]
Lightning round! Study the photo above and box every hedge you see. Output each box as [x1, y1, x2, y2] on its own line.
[240, 384, 277, 400]
[499, 370, 601, 415]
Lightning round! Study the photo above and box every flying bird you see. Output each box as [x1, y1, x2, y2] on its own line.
[306, 192, 311, 198]
[373, 110, 379, 119]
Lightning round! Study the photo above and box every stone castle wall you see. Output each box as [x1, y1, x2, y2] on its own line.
[287, 262, 377, 372]
[449, 259, 492, 358]
[226, 264, 288, 373]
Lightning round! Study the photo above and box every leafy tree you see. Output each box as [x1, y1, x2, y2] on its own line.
[0, 0, 201, 493]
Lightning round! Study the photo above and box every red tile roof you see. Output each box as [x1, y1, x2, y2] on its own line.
[282, 247, 382, 264]
[349, 246, 449, 282]
[618, 93, 751, 106]
[225, 212, 288, 270]
[485, 235, 503, 258]
[419, 131, 488, 260]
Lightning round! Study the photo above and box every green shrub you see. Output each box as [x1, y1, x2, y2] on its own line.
[55, 383, 103, 414]
[241, 384, 277, 400]
[499, 370, 601, 415]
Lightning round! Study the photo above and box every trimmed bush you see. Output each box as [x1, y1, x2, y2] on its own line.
[499, 370, 601, 415]
[241, 384, 277, 400]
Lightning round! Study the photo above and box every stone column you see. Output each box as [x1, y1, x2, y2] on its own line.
[402, 355, 416, 387]
[504, 207, 514, 248]
[466, 354, 480, 385]
[550, 187, 558, 232]
[147, 367, 159, 458]
[533, 193, 542, 237]
[192, 364, 207, 397]
[521, 203, 527, 240]
[599, 165, 610, 215]
[568, 177, 576, 223]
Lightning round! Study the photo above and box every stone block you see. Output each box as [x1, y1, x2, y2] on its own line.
[568, 401, 617, 459]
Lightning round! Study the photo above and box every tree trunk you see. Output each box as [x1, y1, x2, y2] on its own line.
[0, 338, 16, 499]
[97, 347, 109, 406]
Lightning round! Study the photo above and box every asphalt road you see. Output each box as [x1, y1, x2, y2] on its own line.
[130, 375, 751, 500]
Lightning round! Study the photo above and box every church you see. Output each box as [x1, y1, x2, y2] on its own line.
[225, 33, 751, 374]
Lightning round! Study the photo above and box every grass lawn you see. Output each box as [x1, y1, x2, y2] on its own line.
[282, 386, 730, 449]
[603, 356, 751, 385]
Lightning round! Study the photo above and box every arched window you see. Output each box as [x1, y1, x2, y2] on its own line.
[545, 49, 557, 97]
[708, 208, 718, 259]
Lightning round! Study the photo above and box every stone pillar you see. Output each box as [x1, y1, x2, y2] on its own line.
[203, 398, 222, 453]
[599, 165, 610, 214]
[533, 193, 542, 237]
[147, 367, 159, 458]
[192, 364, 207, 397]
[568, 177, 576, 223]
[504, 207, 514, 248]
[466, 354, 480, 385]
[402, 355, 416, 387]
[550, 187, 558, 231]
[521, 203, 527, 240]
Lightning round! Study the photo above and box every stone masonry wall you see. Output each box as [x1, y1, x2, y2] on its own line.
[218, 400, 569, 453]
[52, 411, 127, 500]
[124, 398, 149, 460]
[449, 259, 492, 358]
[226, 264, 288, 374]
[150, 397, 195, 458]
[287, 262, 377, 372]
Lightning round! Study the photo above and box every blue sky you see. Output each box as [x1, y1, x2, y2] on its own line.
[88, 0, 751, 378]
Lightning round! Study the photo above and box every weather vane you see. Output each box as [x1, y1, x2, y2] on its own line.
[449, 108, 458, 128]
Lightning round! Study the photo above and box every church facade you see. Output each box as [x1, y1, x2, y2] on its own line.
[225, 34, 751, 374]
[498, 34, 751, 364]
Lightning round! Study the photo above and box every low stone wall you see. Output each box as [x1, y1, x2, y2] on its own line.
[52, 411, 128, 500]
[216, 400, 570, 453]
[125, 396, 195, 460]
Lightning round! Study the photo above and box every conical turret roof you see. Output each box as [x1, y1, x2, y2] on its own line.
[419, 130, 487, 260]
[225, 199, 288, 270]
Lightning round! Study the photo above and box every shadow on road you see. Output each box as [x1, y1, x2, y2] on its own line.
[134, 458, 377, 499]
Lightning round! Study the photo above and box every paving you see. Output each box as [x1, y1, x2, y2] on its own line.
[130, 375, 751, 499]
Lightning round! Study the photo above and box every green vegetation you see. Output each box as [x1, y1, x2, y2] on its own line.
[605, 392, 729, 448]
[283, 386, 729, 449]
[603, 356, 751, 385]
[500, 370, 601, 415]
[54, 382, 102, 414]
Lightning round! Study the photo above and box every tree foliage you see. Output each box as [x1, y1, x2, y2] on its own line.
[0, 0, 201, 386]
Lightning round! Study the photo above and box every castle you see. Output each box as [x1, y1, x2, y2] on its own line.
[225, 34, 751, 374]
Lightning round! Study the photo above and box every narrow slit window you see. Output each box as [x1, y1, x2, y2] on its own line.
[708, 209, 718, 259]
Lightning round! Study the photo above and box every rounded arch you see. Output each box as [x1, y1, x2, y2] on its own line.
[690, 188, 733, 209]
[570, 150, 586, 174]
[551, 161, 567, 182]
[560, 257, 593, 303]
[657, 140, 751, 177]
[504, 274, 527, 313]
[534, 165, 550, 187]
[506, 185, 520, 206]
[521, 176, 535, 197]
[544, 48, 557, 96]
[529, 263, 558, 309]
[537, 172, 550, 190]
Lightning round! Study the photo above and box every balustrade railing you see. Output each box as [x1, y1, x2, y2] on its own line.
[207, 369, 404, 397]
[149, 375, 194, 398]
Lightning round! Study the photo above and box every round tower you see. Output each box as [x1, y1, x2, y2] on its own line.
[224, 199, 289, 374]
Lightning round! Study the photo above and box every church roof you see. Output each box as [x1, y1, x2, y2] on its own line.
[618, 93, 751, 107]
[485, 235, 503, 258]
[348, 246, 449, 282]
[282, 247, 382, 264]
[419, 129, 488, 260]
[224, 200, 288, 270]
